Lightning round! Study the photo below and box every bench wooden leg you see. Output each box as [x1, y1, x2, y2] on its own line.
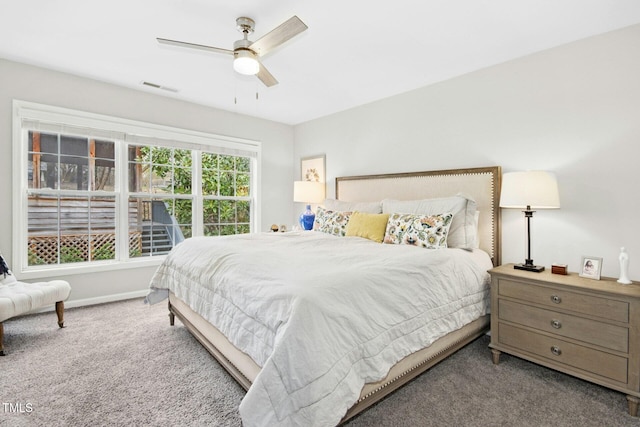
[0, 322, 4, 356]
[55, 301, 65, 328]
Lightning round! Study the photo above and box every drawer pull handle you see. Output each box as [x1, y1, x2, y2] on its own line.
[550, 295, 562, 304]
[551, 319, 562, 329]
[550, 346, 562, 356]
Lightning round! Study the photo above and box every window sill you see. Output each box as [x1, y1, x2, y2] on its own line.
[16, 257, 166, 281]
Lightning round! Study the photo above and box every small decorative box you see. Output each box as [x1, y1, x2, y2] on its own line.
[551, 263, 568, 275]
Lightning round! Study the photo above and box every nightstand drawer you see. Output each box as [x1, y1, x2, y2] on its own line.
[499, 299, 628, 352]
[499, 323, 628, 384]
[499, 279, 629, 323]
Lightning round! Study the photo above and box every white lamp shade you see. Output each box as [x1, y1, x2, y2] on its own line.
[500, 171, 560, 209]
[233, 50, 260, 75]
[293, 181, 325, 203]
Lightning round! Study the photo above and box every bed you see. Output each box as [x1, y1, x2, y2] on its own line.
[146, 166, 502, 426]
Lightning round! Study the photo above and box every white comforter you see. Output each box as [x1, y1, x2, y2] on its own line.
[147, 231, 492, 427]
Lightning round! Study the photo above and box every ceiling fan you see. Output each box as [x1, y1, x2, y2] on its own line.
[157, 15, 308, 87]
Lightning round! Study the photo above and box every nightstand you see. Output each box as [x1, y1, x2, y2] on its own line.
[489, 263, 640, 416]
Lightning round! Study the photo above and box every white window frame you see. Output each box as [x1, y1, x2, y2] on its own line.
[12, 100, 261, 279]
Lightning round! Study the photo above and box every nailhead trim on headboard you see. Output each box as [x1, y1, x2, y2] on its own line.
[336, 166, 502, 266]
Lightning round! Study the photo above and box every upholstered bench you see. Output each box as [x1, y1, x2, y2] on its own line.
[0, 277, 71, 355]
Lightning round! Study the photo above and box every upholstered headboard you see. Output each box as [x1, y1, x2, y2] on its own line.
[336, 166, 502, 266]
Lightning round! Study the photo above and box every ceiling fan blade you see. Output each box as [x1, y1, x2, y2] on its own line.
[255, 60, 278, 87]
[249, 15, 308, 57]
[157, 38, 233, 56]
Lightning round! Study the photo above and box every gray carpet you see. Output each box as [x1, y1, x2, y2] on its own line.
[1, 298, 639, 427]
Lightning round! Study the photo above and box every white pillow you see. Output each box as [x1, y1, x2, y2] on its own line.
[382, 194, 477, 249]
[323, 199, 382, 214]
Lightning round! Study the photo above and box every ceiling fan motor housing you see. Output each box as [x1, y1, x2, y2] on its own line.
[234, 39, 253, 51]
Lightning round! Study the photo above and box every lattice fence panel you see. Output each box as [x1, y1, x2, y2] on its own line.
[28, 232, 142, 265]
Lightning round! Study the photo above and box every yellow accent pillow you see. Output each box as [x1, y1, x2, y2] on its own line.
[345, 211, 390, 243]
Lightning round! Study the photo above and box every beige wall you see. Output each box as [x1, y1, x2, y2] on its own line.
[0, 59, 295, 305]
[294, 24, 640, 280]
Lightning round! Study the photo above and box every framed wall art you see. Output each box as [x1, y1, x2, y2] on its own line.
[579, 256, 602, 280]
[300, 154, 325, 182]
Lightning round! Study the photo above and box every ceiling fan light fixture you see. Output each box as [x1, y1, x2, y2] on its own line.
[233, 50, 260, 75]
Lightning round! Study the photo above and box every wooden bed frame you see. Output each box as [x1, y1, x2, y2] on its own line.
[167, 165, 502, 424]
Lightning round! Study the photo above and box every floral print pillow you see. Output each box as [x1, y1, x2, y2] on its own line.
[383, 212, 453, 249]
[313, 206, 352, 236]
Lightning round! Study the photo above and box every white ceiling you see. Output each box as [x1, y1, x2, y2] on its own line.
[2, 1, 640, 125]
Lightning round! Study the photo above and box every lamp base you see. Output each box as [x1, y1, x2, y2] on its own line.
[299, 204, 315, 231]
[514, 263, 545, 273]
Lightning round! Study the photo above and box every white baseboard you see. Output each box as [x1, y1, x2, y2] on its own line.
[31, 289, 149, 313]
[66, 290, 150, 308]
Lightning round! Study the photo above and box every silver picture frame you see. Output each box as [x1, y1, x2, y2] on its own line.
[579, 255, 602, 280]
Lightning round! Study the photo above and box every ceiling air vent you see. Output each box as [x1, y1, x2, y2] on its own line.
[142, 81, 178, 93]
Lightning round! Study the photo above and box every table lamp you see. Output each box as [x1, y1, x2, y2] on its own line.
[500, 171, 560, 272]
[293, 181, 325, 230]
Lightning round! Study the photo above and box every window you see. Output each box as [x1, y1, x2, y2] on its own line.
[13, 101, 261, 278]
[27, 132, 117, 265]
[201, 152, 252, 236]
[128, 145, 194, 257]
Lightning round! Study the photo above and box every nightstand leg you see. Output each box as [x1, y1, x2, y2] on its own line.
[491, 348, 501, 365]
[627, 395, 639, 417]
